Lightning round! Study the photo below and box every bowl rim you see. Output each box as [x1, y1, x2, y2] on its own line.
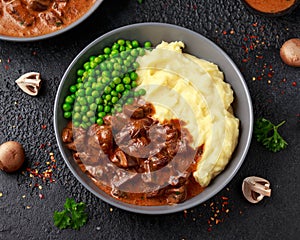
[0, 0, 104, 42]
[54, 22, 253, 215]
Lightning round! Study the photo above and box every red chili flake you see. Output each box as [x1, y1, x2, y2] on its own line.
[34, 162, 40, 166]
[252, 22, 258, 27]
[193, 4, 197, 10]
[41, 125, 47, 129]
[257, 76, 262, 81]
[267, 72, 274, 78]
[222, 30, 227, 35]
[250, 35, 258, 39]
[292, 81, 297, 87]
[39, 193, 44, 199]
[243, 37, 248, 41]
[207, 227, 212, 232]
[242, 58, 250, 63]
[256, 55, 263, 59]
[4, 65, 9, 70]
[282, 78, 287, 83]
[221, 196, 228, 200]
[40, 143, 45, 149]
[183, 209, 187, 218]
[32, 51, 37, 56]
[7, 58, 11, 63]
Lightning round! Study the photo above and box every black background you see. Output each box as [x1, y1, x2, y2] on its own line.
[0, 0, 299, 239]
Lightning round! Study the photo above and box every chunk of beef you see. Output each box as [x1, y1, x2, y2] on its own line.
[6, 0, 35, 26]
[51, 0, 68, 17]
[62, 127, 73, 143]
[39, 10, 63, 28]
[123, 104, 145, 119]
[165, 185, 187, 205]
[87, 124, 113, 154]
[25, 0, 51, 11]
[110, 148, 128, 168]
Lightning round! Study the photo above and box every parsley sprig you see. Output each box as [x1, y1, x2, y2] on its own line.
[54, 198, 88, 230]
[254, 118, 287, 152]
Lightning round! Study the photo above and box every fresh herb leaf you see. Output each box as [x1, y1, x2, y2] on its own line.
[53, 198, 88, 230]
[137, 0, 143, 3]
[254, 118, 287, 152]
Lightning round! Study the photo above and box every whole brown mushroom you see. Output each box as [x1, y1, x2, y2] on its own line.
[0, 141, 25, 173]
[280, 38, 300, 67]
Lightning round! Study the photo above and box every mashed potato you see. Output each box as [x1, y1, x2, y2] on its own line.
[136, 41, 239, 187]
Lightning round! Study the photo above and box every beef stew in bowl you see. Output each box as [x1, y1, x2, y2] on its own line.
[54, 23, 253, 214]
[0, 0, 102, 41]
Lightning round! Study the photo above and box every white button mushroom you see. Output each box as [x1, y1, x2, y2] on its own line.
[0, 141, 25, 173]
[242, 176, 271, 204]
[280, 38, 300, 67]
[15, 72, 42, 96]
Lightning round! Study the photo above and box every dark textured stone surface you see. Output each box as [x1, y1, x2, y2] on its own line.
[0, 0, 299, 239]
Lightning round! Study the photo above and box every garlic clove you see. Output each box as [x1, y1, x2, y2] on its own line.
[242, 176, 271, 204]
[15, 72, 42, 96]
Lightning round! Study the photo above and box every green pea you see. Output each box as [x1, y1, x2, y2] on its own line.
[100, 62, 107, 71]
[131, 81, 138, 88]
[126, 55, 134, 63]
[102, 70, 111, 78]
[138, 48, 146, 56]
[104, 86, 112, 94]
[117, 39, 125, 46]
[132, 62, 139, 69]
[94, 57, 101, 64]
[126, 98, 134, 105]
[97, 105, 104, 112]
[89, 56, 96, 62]
[104, 105, 111, 113]
[119, 45, 126, 52]
[144, 41, 152, 48]
[85, 87, 93, 96]
[132, 40, 139, 48]
[109, 82, 116, 89]
[63, 103, 72, 112]
[90, 116, 96, 123]
[126, 40, 132, 49]
[77, 69, 85, 76]
[138, 88, 146, 96]
[116, 106, 123, 113]
[116, 84, 125, 92]
[111, 96, 119, 104]
[76, 82, 83, 89]
[90, 62, 97, 69]
[81, 105, 89, 113]
[64, 111, 72, 119]
[134, 91, 140, 97]
[120, 51, 128, 59]
[105, 95, 112, 101]
[87, 111, 95, 118]
[123, 76, 131, 85]
[80, 123, 88, 129]
[73, 112, 81, 120]
[112, 43, 120, 50]
[69, 85, 77, 93]
[83, 81, 92, 88]
[111, 70, 121, 78]
[113, 63, 122, 71]
[77, 77, 83, 83]
[73, 105, 81, 112]
[111, 90, 118, 96]
[95, 83, 102, 90]
[99, 55, 106, 62]
[65, 96, 74, 104]
[95, 98, 103, 105]
[113, 77, 122, 85]
[130, 49, 139, 57]
[98, 112, 106, 118]
[123, 89, 130, 97]
[90, 103, 97, 111]
[101, 77, 110, 84]
[111, 49, 119, 57]
[130, 72, 138, 81]
[86, 96, 94, 104]
[84, 62, 90, 70]
[79, 98, 87, 106]
[96, 117, 104, 125]
[104, 47, 111, 54]
[82, 115, 89, 123]
[106, 62, 113, 71]
[73, 121, 80, 127]
[122, 65, 128, 73]
[91, 90, 100, 98]
[125, 84, 132, 90]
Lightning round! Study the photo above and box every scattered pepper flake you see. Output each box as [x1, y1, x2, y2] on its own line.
[292, 81, 297, 87]
[0, 192, 3, 197]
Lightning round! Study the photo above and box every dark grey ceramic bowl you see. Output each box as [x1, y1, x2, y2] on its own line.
[0, 0, 103, 42]
[54, 23, 253, 214]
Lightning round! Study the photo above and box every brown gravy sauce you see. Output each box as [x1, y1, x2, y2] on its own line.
[244, 0, 296, 13]
[62, 99, 205, 206]
[0, 0, 96, 37]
